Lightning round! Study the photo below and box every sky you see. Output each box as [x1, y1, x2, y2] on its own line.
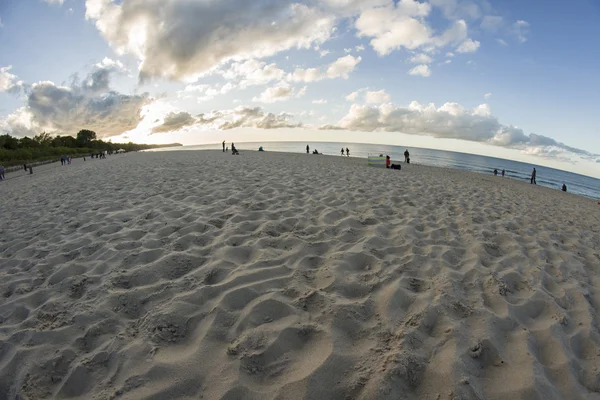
[1, 0, 599, 177]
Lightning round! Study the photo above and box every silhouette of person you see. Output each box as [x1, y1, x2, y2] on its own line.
[494, 169, 498, 176]
[222, 140, 225, 152]
[341, 148, 345, 156]
[501, 169, 505, 177]
[404, 149, 410, 163]
[346, 147, 349, 157]
[562, 184, 567, 192]
[306, 145, 309, 154]
[530, 168, 537, 185]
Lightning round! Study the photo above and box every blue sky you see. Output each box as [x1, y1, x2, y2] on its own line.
[1, 0, 599, 177]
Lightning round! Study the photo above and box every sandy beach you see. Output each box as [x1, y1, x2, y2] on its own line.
[1, 149, 600, 399]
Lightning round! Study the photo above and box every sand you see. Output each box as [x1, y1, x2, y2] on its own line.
[1, 149, 600, 400]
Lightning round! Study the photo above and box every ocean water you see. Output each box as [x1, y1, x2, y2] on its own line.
[159, 141, 600, 200]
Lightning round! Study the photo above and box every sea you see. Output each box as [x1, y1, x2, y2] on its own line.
[156, 141, 600, 201]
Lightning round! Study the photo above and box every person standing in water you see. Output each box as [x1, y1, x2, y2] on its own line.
[222, 140, 225, 152]
[346, 148, 349, 157]
[306, 145, 309, 154]
[341, 148, 345, 156]
[562, 184, 567, 192]
[494, 169, 498, 176]
[530, 168, 537, 185]
[502, 169, 505, 177]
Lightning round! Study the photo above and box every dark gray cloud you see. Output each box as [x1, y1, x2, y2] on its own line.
[149, 106, 301, 133]
[1, 62, 149, 138]
[152, 111, 196, 133]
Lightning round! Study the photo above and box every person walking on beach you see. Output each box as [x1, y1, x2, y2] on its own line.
[222, 140, 225, 152]
[306, 145, 309, 154]
[404, 149, 410, 163]
[346, 147, 350, 157]
[494, 169, 498, 176]
[0, 165, 5, 181]
[341, 148, 345, 156]
[530, 168, 537, 185]
[502, 169, 505, 177]
[386, 155, 391, 169]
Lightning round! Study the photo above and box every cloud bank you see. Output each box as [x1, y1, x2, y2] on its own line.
[151, 106, 301, 133]
[320, 101, 600, 160]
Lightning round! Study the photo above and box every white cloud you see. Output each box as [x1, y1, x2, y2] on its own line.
[220, 59, 285, 87]
[456, 39, 480, 53]
[480, 16, 503, 32]
[409, 53, 433, 64]
[297, 86, 307, 97]
[198, 106, 302, 130]
[0, 66, 18, 91]
[408, 64, 431, 77]
[253, 82, 294, 103]
[365, 89, 391, 104]
[355, 44, 365, 52]
[326, 55, 362, 79]
[95, 57, 127, 72]
[289, 55, 362, 82]
[289, 67, 321, 83]
[345, 89, 364, 102]
[85, 0, 335, 81]
[355, 1, 474, 57]
[442, 59, 452, 65]
[312, 99, 328, 104]
[511, 20, 530, 43]
[446, 52, 454, 57]
[484, 92, 492, 100]
[496, 38, 508, 46]
[430, 0, 482, 20]
[44, 0, 65, 5]
[319, 49, 330, 57]
[344, 48, 353, 53]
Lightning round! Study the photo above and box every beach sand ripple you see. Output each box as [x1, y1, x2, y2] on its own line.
[1, 150, 600, 399]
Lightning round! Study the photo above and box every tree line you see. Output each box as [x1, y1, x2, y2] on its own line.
[0, 130, 182, 166]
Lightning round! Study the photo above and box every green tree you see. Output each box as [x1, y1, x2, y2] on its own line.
[51, 135, 77, 148]
[34, 132, 53, 147]
[0, 134, 19, 150]
[76, 129, 97, 147]
[19, 137, 38, 148]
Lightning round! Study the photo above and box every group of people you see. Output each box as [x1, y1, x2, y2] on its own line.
[91, 152, 107, 159]
[60, 156, 72, 165]
[494, 167, 568, 192]
[340, 147, 350, 157]
[222, 141, 239, 155]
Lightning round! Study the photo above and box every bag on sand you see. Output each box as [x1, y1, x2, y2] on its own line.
[391, 164, 401, 170]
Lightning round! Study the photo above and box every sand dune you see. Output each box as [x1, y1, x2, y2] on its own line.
[1, 150, 600, 399]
